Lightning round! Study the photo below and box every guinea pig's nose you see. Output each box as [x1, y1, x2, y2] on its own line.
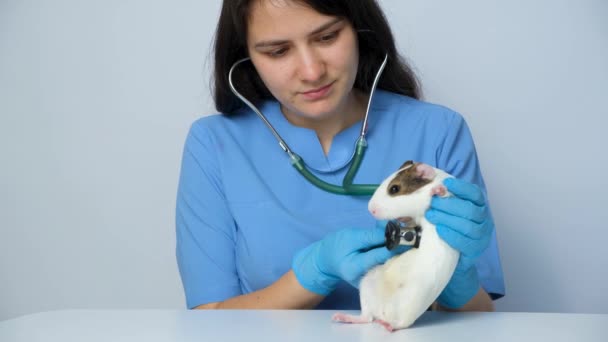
[368, 203, 380, 217]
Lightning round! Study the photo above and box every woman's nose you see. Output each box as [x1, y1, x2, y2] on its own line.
[297, 49, 326, 82]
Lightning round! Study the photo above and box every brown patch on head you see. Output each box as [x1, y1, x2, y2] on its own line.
[398, 160, 414, 170]
[386, 161, 433, 197]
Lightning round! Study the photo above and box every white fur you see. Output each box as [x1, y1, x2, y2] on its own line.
[336, 165, 459, 330]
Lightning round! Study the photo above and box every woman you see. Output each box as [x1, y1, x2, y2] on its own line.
[176, 0, 505, 311]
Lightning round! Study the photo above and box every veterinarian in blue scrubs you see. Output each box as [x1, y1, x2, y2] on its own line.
[176, 0, 505, 311]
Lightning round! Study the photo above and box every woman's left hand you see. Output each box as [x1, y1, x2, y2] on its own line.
[424, 177, 494, 308]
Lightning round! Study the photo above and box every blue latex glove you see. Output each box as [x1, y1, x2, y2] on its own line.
[292, 222, 409, 295]
[425, 177, 494, 308]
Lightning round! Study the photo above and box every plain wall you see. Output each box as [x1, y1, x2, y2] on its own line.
[1, 0, 606, 320]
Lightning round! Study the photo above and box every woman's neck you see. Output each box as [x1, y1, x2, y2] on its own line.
[282, 89, 368, 155]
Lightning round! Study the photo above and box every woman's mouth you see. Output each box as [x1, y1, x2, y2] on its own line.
[300, 82, 334, 101]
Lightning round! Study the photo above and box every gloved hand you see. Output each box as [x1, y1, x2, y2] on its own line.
[425, 177, 494, 308]
[292, 222, 409, 296]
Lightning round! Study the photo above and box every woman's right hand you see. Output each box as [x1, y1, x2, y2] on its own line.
[292, 223, 408, 296]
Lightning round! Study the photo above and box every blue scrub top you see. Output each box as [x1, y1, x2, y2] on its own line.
[176, 90, 505, 309]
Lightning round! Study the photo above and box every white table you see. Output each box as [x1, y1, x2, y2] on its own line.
[1, 309, 607, 342]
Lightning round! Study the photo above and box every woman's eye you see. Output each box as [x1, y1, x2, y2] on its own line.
[268, 47, 288, 58]
[318, 31, 339, 43]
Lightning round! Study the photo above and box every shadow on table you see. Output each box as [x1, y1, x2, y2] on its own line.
[412, 311, 479, 329]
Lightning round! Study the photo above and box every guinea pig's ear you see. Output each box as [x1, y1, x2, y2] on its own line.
[415, 163, 436, 180]
[398, 160, 414, 170]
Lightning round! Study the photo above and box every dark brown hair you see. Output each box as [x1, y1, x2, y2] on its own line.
[212, 0, 421, 114]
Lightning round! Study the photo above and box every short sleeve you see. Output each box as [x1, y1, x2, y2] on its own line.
[436, 112, 506, 299]
[175, 120, 242, 308]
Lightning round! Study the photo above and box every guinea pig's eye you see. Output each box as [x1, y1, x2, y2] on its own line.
[389, 185, 401, 195]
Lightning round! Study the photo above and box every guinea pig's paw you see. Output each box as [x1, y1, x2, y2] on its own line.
[416, 163, 436, 180]
[431, 184, 447, 197]
[373, 319, 395, 332]
[332, 313, 373, 324]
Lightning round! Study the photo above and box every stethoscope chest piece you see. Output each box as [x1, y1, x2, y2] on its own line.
[385, 220, 422, 250]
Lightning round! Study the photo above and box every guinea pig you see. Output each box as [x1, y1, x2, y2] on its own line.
[332, 160, 459, 332]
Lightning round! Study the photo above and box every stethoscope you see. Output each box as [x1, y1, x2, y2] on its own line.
[228, 54, 389, 196]
[228, 53, 422, 248]
[385, 220, 422, 250]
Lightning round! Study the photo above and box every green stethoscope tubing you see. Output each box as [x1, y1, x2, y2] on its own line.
[228, 54, 389, 196]
[290, 137, 377, 195]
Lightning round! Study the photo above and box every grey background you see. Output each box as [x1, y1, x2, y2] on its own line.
[1, 0, 606, 321]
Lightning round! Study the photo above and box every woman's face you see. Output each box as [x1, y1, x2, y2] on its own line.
[246, 0, 361, 127]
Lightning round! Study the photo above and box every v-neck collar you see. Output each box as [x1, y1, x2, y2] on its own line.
[258, 92, 388, 173]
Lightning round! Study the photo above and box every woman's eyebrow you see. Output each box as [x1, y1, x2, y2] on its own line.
[253, 18, 344, 49]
